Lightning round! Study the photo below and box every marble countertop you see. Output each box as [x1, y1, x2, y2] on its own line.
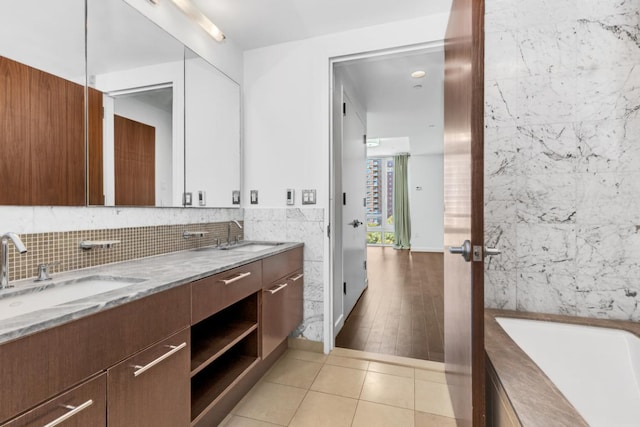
[0, 241, 302, 346]
[485, 309, 640, 427]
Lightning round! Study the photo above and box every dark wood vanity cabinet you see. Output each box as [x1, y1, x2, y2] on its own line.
[0, 246, 304, 427]
[262, 247, 304, 357]
[107, 328, 190, 427]
[1, 374, 107, 427]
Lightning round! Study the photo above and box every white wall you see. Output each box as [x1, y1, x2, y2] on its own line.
[409, 154, 444, 252]
[243, 14, 449, 350]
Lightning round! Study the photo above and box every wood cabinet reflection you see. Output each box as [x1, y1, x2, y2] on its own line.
[0, 56, 86, 205]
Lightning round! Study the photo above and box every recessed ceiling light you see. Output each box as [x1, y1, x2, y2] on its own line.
[411, 70, 426, 78]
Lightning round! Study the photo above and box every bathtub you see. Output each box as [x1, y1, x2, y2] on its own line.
[496, 317, 640, 427]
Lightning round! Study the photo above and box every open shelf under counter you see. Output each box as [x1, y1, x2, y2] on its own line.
[190, 320, 258, 377]
[190, 338, 260, 426]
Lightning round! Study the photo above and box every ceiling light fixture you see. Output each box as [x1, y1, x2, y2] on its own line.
[411, 70, 426, 78]
[170, 0, 226, 42]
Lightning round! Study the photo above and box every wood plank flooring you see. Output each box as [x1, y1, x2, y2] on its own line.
[335, 247, 445, 362]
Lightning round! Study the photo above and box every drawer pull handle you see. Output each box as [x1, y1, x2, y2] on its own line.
[266, 283, 288, 294]
[290, 273, 304, 281]
[219, 271, 251, 285]
[132, 342, 187, 377]
[43, 399, 93, 427]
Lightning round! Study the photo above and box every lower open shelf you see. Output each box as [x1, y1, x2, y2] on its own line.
[190, 331, 259, 425]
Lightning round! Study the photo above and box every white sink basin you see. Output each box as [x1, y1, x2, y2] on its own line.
[0, 275, 145, 321]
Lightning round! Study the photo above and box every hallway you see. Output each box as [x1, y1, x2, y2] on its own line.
[336, 247, 445, 362]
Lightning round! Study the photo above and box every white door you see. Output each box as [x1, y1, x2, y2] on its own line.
[341, 91, 367, 319]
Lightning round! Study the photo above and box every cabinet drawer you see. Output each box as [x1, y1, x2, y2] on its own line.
[0, 284, 190, 424]
[2, 374, 106, 427]
[192, 261, 262, 324]
[262, 247, 303, 285]
[108, 328, 190, 427]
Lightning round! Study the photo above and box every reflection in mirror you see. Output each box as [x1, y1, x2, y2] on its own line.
[184, 49, 241, 208]
[87, 0, 185, 206]
[0, 0, 85, 206]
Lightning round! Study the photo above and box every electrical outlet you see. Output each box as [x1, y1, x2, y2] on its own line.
[302, 189, 316, 205]
[250, 190, 259, 204]
[183, 192, 192, 206]
[232, 190, 240, 205]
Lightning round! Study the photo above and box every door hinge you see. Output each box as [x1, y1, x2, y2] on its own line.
[327, 224, 331, 238]
[343, 282, 347, 295]
[342, 102, 346, 116]
[343, 193, 346, 205]
[363, 260, 367, 270]
[101, 106, 104, 119]
[363, 134, 367, 144]
[363, 197, 366, 207]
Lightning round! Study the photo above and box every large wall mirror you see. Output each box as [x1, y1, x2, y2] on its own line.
[0, 0, 86, 206]
[87, 0, 241, 208]
[0, 0, 241, 208]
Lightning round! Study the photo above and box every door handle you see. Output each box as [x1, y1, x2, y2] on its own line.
[348, 219, 363, 228]
[449, 240, 472, 262]
[485, 247, 501, 257]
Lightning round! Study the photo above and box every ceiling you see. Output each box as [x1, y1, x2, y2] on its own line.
[337, 48, 445, 156]
[192, 0, 452, 50]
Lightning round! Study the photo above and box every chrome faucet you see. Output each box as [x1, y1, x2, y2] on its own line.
[1, 232, 28, 289]
[228, 220, 243, 245]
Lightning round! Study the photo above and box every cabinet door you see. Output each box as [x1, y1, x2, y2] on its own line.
[285, 270, 304, 333]
[2, 374, 106, 427]
[262, 279, 289, 358]
[108, 329, 190, 427]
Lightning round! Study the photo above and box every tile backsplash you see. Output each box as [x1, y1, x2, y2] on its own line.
[484, 0, 640, 320]
[6, 221, 243, 282]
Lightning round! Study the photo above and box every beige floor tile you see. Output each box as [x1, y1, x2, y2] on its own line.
[221, 415, 283, 427]
[233, 381, 306, 425]
[360, 371, 415, 409]
[285, 349, 328, 364]
[263, 356, 323, 389]
[415, 411, 457, 427]
[415, 369, 447, 384]
[352, 401, 415, 427]
[368, 361, 414, 378]
[415, 379, 455, 418]
[288, 391, 358, 427]
[310, 364, 367, 398]
[325, 355, 370, 370]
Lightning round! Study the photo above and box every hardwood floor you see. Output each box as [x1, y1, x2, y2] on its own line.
[335, 247, 445, 362]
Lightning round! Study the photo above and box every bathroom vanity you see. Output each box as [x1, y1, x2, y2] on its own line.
[0, 243, 303, 427]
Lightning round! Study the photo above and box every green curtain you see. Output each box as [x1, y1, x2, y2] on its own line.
[393, 154, 411, 249]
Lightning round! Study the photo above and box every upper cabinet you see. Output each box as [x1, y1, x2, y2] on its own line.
[0, 0, 86, 206]
[0, 0, 242, 208]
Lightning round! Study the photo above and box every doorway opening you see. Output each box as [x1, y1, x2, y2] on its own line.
[330, 44, 446, 362]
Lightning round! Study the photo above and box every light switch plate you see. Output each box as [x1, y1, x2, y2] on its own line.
[198, 191, 206, 206]
[302, 189, 316, 205]
[250, 190, 259, 205]
[286, 189, 295, 205]
[232, 190, 240, 205]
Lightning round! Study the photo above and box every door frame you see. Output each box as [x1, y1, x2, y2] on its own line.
[327, 41, 444, 350]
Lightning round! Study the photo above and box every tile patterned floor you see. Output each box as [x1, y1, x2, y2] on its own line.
[221, 349, 457, 427]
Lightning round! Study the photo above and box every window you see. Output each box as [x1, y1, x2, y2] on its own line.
[366, 157, 394, 245]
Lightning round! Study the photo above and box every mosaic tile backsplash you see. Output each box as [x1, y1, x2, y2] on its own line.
[6, 221, 243, 282]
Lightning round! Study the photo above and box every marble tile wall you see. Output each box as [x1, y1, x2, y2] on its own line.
[244, 208, 325, 342]
[484, 0, 640, 320]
